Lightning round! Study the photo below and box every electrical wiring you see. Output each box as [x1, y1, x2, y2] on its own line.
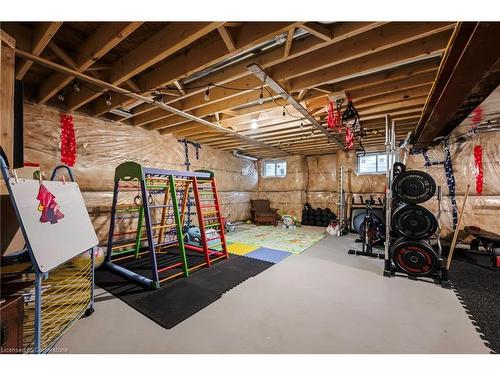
[262, 86, 306, 121]
[72, 80, 264, 96]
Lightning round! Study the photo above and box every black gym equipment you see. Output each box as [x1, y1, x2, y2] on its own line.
[352, 209, 384, 235]
[391, 238, 439, 277]
[301, 204, 336, 227]
[392, 204, 438, 240]
[464, 226, 500, 269]
[393, 170, 436, 204]
[348, 199, 385, 259]
[383, 161, 449, 286]
[350, 195, 384, 233]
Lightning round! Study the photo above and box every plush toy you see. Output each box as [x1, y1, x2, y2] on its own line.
[282, 215, 296, 229]
[326, 219, 339, 236]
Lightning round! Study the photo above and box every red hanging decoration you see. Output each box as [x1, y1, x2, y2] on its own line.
[473, 145, 483, 194]
[345, 127, 354, 150]
[326, 99, 342, 133]
[60, 114, 76, 166]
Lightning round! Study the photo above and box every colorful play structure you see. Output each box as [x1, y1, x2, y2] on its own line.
[105, 162, 228, 289]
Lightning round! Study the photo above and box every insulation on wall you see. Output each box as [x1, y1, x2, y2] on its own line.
[406, 129, 500, 238]
[255, 156, 308, 220]
[254, 151, 386, 221]
[337, 151, 385, 194]
[22, 102, 258, 242]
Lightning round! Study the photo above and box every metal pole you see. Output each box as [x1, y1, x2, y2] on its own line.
[141, 177, 160, 288]
[436, 186, 443, 257]
[90, 247, 95, 310]
[338, 165, 345, 236]
[391, 120, 397, 163]
[383, 114, 392, 276]
[34, 272, 43, 353]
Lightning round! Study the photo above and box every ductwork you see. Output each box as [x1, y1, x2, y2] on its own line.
[232, 150, 258, 161]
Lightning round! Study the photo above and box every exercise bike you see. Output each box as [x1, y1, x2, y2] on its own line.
[348, 199, 385, 259]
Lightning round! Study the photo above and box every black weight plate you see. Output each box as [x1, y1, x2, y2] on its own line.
[393, 170, 436, 204]
[391, 238, 438, 277]
[393, 204, 437, 240]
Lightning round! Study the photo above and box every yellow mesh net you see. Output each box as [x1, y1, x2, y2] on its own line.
[21, 257, 93, 353]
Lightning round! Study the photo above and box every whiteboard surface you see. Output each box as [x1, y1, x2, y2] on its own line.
[8, 178, 98, 272]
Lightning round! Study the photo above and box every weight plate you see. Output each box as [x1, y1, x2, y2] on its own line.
[393, 204, 437, 240]
[393, 170, 436, 204]
[391, 238, 438, 277]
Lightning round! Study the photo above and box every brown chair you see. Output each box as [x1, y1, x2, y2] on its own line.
[250, 199, 279, 226]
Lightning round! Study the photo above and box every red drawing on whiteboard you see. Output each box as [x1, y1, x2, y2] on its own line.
[36, 184, 64, 224]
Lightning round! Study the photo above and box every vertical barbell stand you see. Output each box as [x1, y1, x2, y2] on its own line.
[384, 115, 395, 277]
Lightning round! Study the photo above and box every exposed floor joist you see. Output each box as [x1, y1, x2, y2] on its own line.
[5, 21, 486, 157]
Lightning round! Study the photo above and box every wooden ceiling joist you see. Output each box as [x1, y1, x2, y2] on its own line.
[138, 23, 450, 129]
[415, 22, 500, 147]
[37, 22, 142, 104]
[137, 23, 301, 90]
[158, 64, 437, 139]
[300, 22, 333, 42]
[213, 59, 439, 129]
[5, 21, 470, 156]
[64, 22, 224, 110]
[90, 23, 308, 117]
[1, 22, 63, 80]
[17, 22, 63, 80]
[288, 29, 451, 91]
[93, 22, 383, 118]
[283, 27, 295, 57]
[14, 47, 289, 157]
[269, 22, 453, 83]
[217, 26, 236, 52]
[145, 30, 451, 132]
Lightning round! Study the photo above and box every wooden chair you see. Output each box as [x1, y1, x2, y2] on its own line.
[250, 199, 279, 226]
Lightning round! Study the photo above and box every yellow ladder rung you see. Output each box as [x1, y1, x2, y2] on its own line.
[152, 224, 176, 230]
[111, 242, 136, 250]
[145, 177, 171, 181]
[202, 211, 218, 215]
[174, 178, 193, 182]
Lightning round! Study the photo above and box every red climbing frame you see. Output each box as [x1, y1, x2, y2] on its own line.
[183, 170, 228, 265]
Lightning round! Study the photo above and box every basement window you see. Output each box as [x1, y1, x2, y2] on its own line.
[262, 160, 287, 178]
[357, 152, 387, 175]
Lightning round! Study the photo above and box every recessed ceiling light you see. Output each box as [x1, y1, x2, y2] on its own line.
[251, 119, 259, 129]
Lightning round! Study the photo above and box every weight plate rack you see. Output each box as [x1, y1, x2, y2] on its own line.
[382, 117, 449, 287]
[387, 168, 448, 286]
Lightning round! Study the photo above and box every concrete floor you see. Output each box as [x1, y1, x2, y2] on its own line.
[55, 231, 489, 353]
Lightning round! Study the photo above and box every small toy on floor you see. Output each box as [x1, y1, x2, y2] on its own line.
[222, 214, 236, 233]
[282, 215, 297, 230]
[326, 219, 339, 236]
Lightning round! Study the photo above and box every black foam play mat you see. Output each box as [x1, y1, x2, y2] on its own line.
[448, 252, 500, 354]
[95, 253, 273, 329]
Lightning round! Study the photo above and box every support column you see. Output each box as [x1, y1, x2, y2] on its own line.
[0, 30, 15, 193]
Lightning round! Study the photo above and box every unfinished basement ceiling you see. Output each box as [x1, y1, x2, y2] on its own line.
[2, 21, 499, 157]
